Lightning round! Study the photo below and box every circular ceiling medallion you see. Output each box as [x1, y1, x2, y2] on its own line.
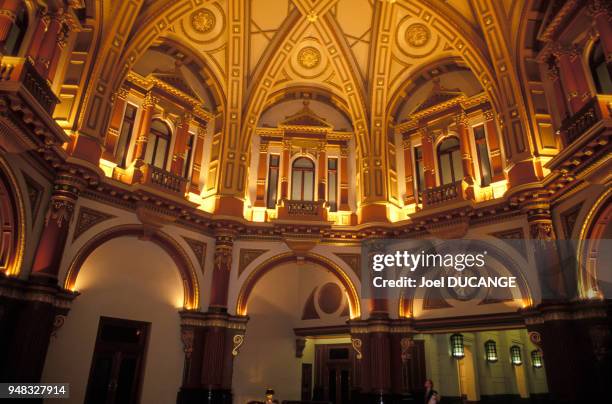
[298, 47, 321, 69]
[318, 282, 343, 314]
[191, 9, 215, 34]
[405, 23, 431, 48]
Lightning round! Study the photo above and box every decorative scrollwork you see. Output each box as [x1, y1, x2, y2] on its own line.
[181, 328, 194, 359]
[400, 337, 414, 362]
[351, 338, 363, 360]
[232, 334, 245, 356]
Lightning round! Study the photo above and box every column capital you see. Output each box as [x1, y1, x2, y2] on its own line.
[142, 92, 158, 109]
[587, 0, 612, 18]
[454, 111, 469, 128]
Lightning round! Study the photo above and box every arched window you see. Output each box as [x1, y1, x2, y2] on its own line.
[589, 39, 612, 94]
[484, 340, 498, 362]
[450, 333, 464, 359]
[291, 157, 315, 201]
[145, 119, 171, 169]
[437, 137, 463, 185]
[531, 349, 543, 368]
[510, 345, 522, 365]
[2, 4, 27, 56]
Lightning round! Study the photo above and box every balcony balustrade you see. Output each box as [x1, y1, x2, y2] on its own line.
[276, 199, 328, 221]
[561, 95, 612, 145]
[423, 180, 473, 207]
[140, 164, 188, 196]
[0, 56, 58, 114]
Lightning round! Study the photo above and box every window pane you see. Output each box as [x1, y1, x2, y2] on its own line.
[303, 172, 314, 201]
[451, 150, 463, 182]
[153, 137, 168, 168]
[144, 138, 155, 165]
[440, 154, 452, 185]
[292, 172, 302, 200]
[117, 104, 137, 168]
[328, 172, 337, 211]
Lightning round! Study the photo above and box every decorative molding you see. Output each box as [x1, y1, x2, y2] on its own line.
[334, 253, 361, 281]
[238, 248, 268, 277]
[72, 206, 116, 241]
[232, 334, 245, 356]
[183, 236, 207, 273]
[351, 338, 363, 360]
[491, 228, 527, 259]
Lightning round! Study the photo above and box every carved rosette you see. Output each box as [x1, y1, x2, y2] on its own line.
[298, 47, 321, 69]
[190, 9, 216, 34]
[405, 23, 431, 48]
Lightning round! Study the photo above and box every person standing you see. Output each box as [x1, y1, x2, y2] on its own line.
[424, 379, 440, 404]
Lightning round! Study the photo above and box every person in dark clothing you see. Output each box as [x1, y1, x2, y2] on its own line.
[424, 379, 440, 404]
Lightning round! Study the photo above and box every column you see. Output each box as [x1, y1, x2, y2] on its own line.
[34, 11, 63, 79]
[131, 92, 156, 163]
[189, 123, 206, 193]
[552, 44, 591, 114]
[419, 127, 436, 188]
[339, 143, 350, 210]
[483, 110, 505, 182]
[539, 58, 570, 131]
[0, 0, 21, 50]
[177, 311, 248, 404]
[402, 138, 415, 205]
[455, 112, 475, 184]
[350, 319, 416, 404]
[208, 229, 235, 310]
[589, 0, 612, 70]
[171, 112, 192, 176]
[525, 202, 566, 300]
[26, 10, 49, 60]
[279, 140, 290, 200]
[253, 141, 268, 207]
[102, 88, 128, 161]
[30, 171, 85, 282]
[317, 145, 326, 201]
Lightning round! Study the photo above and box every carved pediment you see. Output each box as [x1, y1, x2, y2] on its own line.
[280, 101, 332, 129]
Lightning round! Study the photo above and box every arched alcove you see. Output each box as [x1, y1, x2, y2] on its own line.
[43, 236, 186, 403]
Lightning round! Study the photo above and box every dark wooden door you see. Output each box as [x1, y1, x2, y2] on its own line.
[314, 344, 354, 404]
[84, 317, 150, 404]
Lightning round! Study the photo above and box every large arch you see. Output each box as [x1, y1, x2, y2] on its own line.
[236, 252, 361, 319]
[0, 157, 26, 277]
[577, 187, 612, 300]
[64, 224, 200, 309]
[398, 239, 534, 318]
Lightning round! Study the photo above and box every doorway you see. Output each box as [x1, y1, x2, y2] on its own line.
[457, 346, 478, 402]
[314, 343, 354, 404]
[84, 316, 150, 404]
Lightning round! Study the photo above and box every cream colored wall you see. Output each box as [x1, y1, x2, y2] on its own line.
[417, 329, 547, 399]
[232, 261, 350, 404]
[42, 237, 185, 404]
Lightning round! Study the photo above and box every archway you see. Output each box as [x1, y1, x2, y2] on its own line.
[577, 188, 612, 299]
[0, 158, 25, 277]
[236, 252, 360, 319]
[65, 224, 200, 309]
[45, 230, 191, 403]
[233, 253, 361, 404]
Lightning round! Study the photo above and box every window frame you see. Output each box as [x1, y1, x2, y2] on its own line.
[291, 157, 316, 201]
